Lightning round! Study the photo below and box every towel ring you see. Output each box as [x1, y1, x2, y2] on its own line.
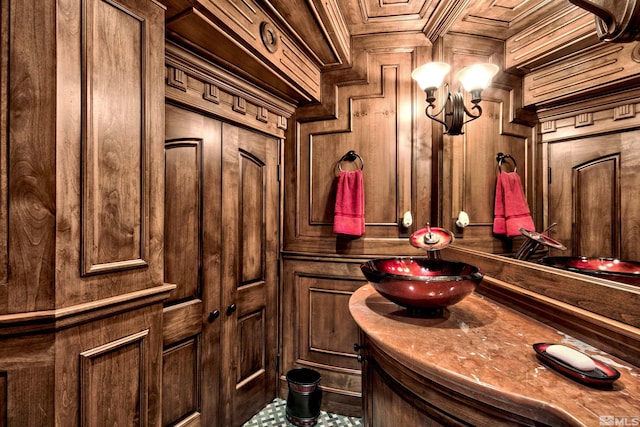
[338, 150, 364, 171]
[496, 152, 517, 172]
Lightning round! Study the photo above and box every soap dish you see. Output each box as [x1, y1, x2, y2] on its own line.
[533, 343, 620, 386]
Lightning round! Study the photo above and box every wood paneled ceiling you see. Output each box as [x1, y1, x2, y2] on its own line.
[268, 0, 579, 66]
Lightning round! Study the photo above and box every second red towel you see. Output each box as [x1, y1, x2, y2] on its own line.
[493, 171, 535, 237]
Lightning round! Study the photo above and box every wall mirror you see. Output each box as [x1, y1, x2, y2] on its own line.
[442, 120, 640, 331]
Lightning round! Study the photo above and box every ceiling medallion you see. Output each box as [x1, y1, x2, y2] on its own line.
[260, 22, 279, 53]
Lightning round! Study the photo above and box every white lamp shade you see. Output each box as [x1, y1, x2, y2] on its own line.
[411, 62, 451, 90]
[454, 63, 499, 92]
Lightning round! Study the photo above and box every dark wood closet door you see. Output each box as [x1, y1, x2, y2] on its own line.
[220, 123, 279, 426]
[163, 104, 222, 426]
[547, 133, 640, 259]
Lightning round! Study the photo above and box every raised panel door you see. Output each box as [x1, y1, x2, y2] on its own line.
[547, 134, 630, 258]
[220, 123, 279, 426]
[163, 104, 222, 426]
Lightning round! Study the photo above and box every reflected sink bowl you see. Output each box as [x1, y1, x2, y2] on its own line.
[360, 257, 484, 316]
[539, 256, 640, 286]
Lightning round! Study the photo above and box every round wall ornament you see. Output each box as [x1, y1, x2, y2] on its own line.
[260, 22, 279, 53]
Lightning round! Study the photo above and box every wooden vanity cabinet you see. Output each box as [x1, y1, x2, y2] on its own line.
[359, 336, 541, 427]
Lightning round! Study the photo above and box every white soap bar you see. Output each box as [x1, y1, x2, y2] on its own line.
[546, 344, 596, 371]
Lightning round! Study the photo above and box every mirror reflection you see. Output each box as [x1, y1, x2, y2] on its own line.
[447, 116, 640, 288]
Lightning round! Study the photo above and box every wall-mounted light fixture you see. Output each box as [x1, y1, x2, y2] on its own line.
[411, 62, 499, 136]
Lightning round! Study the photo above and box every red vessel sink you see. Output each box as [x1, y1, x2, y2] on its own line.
[360, 257, 484, 316]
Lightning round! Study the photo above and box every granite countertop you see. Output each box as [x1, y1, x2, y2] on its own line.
[350, 284, 640, 426]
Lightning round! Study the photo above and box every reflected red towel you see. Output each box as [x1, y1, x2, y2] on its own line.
[333, 170, 365, 236]
[493, 172, 535, 237]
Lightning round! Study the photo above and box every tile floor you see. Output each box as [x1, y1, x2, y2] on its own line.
[242, 398, 363, 427]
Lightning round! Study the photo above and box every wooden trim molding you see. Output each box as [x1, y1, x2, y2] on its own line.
[539, 100, 640, 143]
[0, 284, 175, 337]
[165, 42, 294, 139]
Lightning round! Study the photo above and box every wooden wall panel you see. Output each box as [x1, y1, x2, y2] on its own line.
[438, 33, 534, 254]
[286, 36, 432, 256]
[53, 0, 165, 307]
[0, 333, 55, 426]
[7, 0, 56, 312]
[56, 304, 163, 426]
[81, 0, 149, 275]
[281, 257, 366, 416]
[0, 371, 5, 426]
[0, 0, 9, 314]
[80, 330, 149, 426]
[308, 287, 360, 359]
[162, 338, 200, 425]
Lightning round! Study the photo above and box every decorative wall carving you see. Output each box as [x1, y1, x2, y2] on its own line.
[165, 44, 294, 139]
[203, 83, 220, 104]
[540, 102, 640, 142]
[164, 0, 321, 103]
[505, 5, 598, 72]
[523, 42, 640, 108]
[167, 67, 187, 92]
[614, 103, 636, 120]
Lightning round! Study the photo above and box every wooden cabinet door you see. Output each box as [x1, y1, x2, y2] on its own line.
[163, 104, 222, 426]
[220, 123, 279, 426]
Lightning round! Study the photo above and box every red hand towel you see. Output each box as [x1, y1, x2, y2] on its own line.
[493, 171, 535, 237]
[333, 170, 365, 236]
[493, 172, 507, 235]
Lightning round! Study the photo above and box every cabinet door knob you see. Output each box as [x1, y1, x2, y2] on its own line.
[208, 310, 220, 323]
[354, 343, 362, 351]
[226, 304, 237, 315]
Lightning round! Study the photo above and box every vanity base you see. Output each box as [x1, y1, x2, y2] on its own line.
[362, 336, 560, 426]
[350, 285, 640, 427]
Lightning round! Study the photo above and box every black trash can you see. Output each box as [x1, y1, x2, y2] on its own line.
[285, 368, 322, 426]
